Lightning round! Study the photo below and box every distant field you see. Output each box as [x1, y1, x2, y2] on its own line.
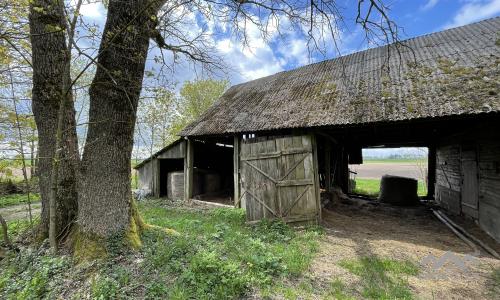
[362, 158, 427, 164]
[353, 179, 427, 196]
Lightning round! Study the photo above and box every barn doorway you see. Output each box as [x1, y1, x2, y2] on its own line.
[349, 147, 429, 199]
[158, 158, 184, 197]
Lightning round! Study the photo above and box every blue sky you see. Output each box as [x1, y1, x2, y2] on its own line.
[78, 0, 500, 87]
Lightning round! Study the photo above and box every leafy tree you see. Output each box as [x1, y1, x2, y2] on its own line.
[171, 78, 230, 135]
[1, 0, 404, 257]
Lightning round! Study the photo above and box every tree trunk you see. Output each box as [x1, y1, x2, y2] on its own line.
[75, 0, 165, 257]
[29, 0, 79, 243]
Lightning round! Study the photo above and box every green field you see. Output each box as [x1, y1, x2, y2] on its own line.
[362, 158, 427, 164]
[353, 179, 427, 196]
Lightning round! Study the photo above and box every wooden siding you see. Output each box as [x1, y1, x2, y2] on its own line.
[136, 140, 186, 197]
[435, 120, 500, 242]
[158, 140, 186, 159]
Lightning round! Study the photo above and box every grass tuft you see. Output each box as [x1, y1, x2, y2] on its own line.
[340, 257, 418, 299]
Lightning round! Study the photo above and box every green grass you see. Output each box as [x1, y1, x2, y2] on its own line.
[339, 257, 418, 299]
[353, 179, 427, 196]
[489, 266, 500, 298]
[363, 158, 427, 164]
[0, 193, 41, 208]
[0, 199, 322, 299]
[0, 217, 38, 243]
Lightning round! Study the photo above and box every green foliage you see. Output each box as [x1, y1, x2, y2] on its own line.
[0, 193, 41, 208]
[138, 203, 320, 299]
[0, 217, 38, 243]
[339, 257, 418, 299]
[0, 249, 70, 299]
[0, 201, 320, 299]
[174, 77, 230, 133]
[488, 265, 500, 298]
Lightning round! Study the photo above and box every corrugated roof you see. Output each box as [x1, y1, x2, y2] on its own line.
[179, 17, 500, 137]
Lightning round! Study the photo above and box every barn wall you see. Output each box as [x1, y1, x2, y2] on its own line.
[477, 122, 500, 242]
[435, 120, 500, 242]
[137, 158, 158, 191]
[158, 140, 186, 159]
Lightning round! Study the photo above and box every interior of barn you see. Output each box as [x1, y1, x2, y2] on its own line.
[167, 138, 234, 205]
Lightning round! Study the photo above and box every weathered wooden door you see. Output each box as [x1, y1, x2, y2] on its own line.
[461, 147, 479, 219]
[238, 135, 320, 225]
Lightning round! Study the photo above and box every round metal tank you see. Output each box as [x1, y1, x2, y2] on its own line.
[203, 173, 221, 193]
[379, 175, 419, 205]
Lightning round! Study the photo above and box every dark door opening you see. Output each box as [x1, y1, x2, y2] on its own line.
[159, 158, 184, 197]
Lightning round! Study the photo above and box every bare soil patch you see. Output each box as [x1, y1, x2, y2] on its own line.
[305, 199, 500, 299]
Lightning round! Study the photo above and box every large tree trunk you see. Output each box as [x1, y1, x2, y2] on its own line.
[75, 0, 165, 256]
[29, 0, 79, 243]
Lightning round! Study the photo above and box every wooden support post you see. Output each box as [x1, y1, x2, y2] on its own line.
[309, 129, 321, 224]
[233, 134, 241, 208]
[427, 145, 436, 199]
[184, 137, 194, 202]
[155, 158, 160, 198]
[342, 146, 349, 194]
[325, 139, 331, 196]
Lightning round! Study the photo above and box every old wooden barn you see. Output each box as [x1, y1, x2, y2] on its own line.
[136, 17, 500, 238]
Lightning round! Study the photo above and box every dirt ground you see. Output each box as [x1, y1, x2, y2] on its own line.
[0, 202, 41, 222]
[307, 198, 500, 299]
[351, 163, 418, 180]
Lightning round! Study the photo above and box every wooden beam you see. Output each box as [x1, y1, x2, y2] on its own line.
[191, 199, 234, 209]
[316, 130, 340, 144]
[325, 138, 331, 195]
[428, 145, 436, 199]
[233, 134, 240, 208]
[184, 137, 194, 201]
[342, 146, 349, 193]
[309, 129, 322, 223]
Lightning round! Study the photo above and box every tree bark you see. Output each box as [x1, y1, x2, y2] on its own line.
[76, 0, 165, 245]
[29, 0, 79, 243]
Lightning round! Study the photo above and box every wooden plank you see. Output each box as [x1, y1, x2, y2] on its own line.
[241, 143, 251, 217]
[265, 140, 278, 219]
[281, 147, 313, 155]
[242, 160, 278, 183]
[302, 135, 317, 219]
[246, 185, 279, 218]
[284, 137, 296, 218]
[257, 140, 271, 219]
[461, 148, 479, 219]
[279, 152, 309, 181]
[241, 152, 281, 161]
[282, 185, 309, 216]
[234, 135, 240, 208]
[191, 199, 234, 209]
[325, 138, 331, 195]
[428, 145, 436, 198]
[275, 138, 285, 217]
[310, 130, 321, 224]
[246, 214, 318, 226]
[184, 138, 194, 201]
[250, 142, 262, 221]
[292, 136, 304, 216]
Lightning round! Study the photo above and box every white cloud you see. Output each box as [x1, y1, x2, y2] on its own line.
[445, 0, 500, 29]
[78, 2, 106, 18]
[422, 0, 439, 11]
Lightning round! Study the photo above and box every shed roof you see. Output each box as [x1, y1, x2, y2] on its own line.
[133, 138, 183, 169]
[179, 17, 500, 137]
